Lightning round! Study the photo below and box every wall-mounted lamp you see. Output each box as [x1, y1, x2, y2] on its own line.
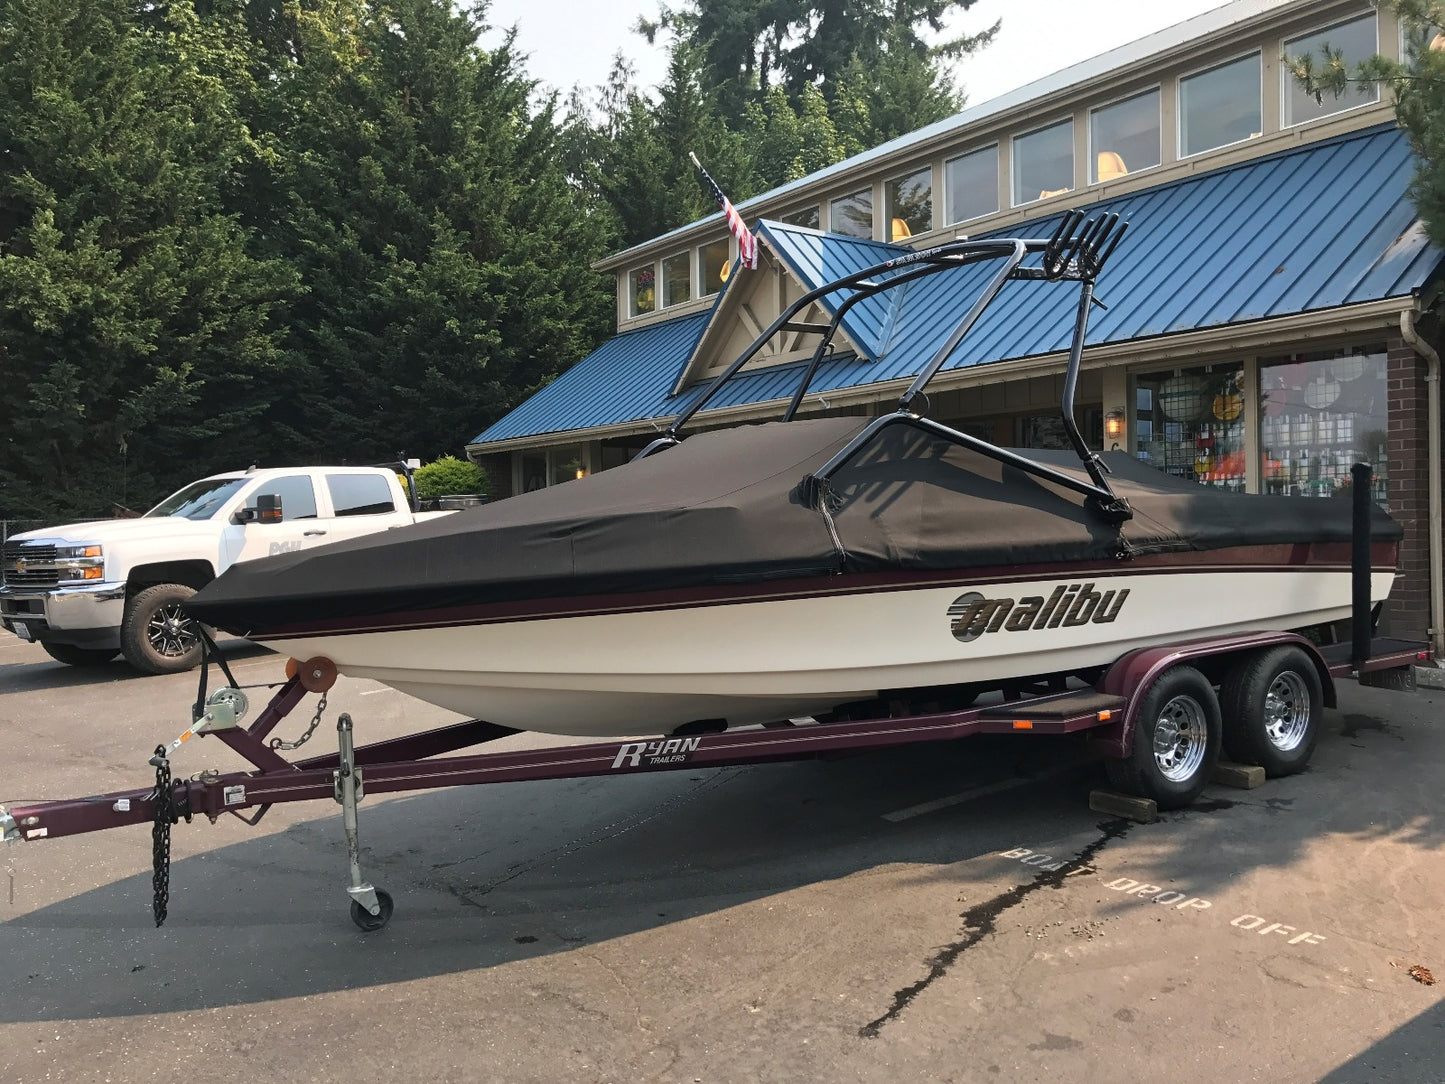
[1104, 409, 1125, 440]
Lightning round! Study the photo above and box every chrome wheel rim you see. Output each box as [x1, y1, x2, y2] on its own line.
[147, 601, 199, 659]
[1263, 671, 1311, 752]
[1151, 695, 1209, 782]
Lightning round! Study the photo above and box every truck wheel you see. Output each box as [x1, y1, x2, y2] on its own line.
[41, 643, 119, 667]
[121, 584, 202, 674]
[1219, 646, 1322, 777]
[1105, 666, 1221, 810]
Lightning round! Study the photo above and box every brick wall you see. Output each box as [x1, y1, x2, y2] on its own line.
[475, 453, 513, 502]
[1383, 334, 1435, 641]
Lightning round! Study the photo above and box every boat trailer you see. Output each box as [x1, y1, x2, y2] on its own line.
[0, 618, 1426, 931]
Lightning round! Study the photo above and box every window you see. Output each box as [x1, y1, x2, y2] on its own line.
[781, 206, 820, 229]
[700, 240, 730, 295]
[1284, 14, 1379, 127]
[830, 187, 874, 239]
[146, 477, 248, 520]
[944, 145, 999, 224]
[1402, 16, 1445, 63]
[1012, 119, 1074, 206]
[885, 167, 932, 241]
[1134, 365, 1246, 490]
[551, 445, 586, 486]
[662, 252, 691, 307]
[1259, 346, 1387, 501]
[1016, 409, 1102, 451]
[1090, 89, 1160, 183]
[326, 474, 396, 517]
[521, 453, 547, 493]
[1179, 53, 1262, 157]
[250, 475, 319, 520]
[628, 264, 655, 317]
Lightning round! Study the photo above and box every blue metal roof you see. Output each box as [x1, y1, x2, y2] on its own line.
[475, 124, 1441, 447]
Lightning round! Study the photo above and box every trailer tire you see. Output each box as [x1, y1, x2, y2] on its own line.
[41, 642, 119, 667]
[1105, 665, 1220, 810]
[120, 583, 202, 674]
[1219, 645, 1321, 777]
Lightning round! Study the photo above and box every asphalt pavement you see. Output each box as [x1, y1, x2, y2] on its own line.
[2, 634, 1444, 1082]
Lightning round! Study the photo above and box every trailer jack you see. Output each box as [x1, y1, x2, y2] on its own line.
[336, 713, 393, 931]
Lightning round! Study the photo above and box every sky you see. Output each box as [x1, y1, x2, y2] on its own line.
[482, 0, 1236, 109]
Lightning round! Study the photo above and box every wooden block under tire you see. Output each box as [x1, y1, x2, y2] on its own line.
[1089, 789, 1158, 824]
[1212, 761, 1266, 789]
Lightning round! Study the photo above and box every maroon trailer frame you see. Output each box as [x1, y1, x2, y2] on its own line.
[0, 628, 1428, 930]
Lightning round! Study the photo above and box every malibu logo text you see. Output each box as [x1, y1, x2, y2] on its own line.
[948, 583, 1130, 643]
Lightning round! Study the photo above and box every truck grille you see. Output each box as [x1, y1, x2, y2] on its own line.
[3, 542, 59, 587]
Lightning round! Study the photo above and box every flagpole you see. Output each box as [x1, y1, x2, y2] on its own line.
[689, 152, 758, 270]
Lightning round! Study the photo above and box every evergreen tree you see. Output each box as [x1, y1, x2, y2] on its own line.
[744, 83, 861, 189]
[0, 0, 290, 519]
[837, 23, 965, 145]
[644, 0, 995, 120]
[583, 48, 752, 248]
[252, 0, 614, 464]
[598, 0, 997, 241]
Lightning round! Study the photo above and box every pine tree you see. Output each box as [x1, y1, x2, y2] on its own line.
[251, 0, 614, 464]
[0, 0, 290, 519]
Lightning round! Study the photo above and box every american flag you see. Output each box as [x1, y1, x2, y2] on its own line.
[689, 153, 758, 270]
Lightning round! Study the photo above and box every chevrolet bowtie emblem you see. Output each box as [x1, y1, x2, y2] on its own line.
[10, 559, 24, 574]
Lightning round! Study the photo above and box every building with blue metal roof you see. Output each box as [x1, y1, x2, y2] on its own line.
[468, 0, 1444, 647]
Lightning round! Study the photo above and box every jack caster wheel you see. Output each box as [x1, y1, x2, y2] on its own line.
[350, 889, 394, 932]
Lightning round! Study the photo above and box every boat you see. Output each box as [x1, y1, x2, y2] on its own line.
[184, 213, 1402, 737]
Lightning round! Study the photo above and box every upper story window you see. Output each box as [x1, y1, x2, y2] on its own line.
[1013, 119, 1074, 206]
[1090, 88, 1160, 183]
[944, 145, 999, 224]
[781, 206, 820, 229]
[886, 166, 932, 241]
[662, 252, 691, 307]
[1284, 14, 1379, 127]
[1179, 52, 1262, 157]
[628, 264, 656, 317]
[1402, 16, 1445, 61]
[700, 240, 729, 296]
[830, 187, 874, 239]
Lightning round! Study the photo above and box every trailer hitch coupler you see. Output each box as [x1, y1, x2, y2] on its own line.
[0, 807, 18, 844]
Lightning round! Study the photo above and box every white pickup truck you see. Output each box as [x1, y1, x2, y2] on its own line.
[1, 464, 450, 674]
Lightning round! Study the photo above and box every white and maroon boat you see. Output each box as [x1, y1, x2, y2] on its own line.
[184, 214, 1401, 737]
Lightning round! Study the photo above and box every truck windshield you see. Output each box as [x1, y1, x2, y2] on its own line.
[144, 478, 249, 521]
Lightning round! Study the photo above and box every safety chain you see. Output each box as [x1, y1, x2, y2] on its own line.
[151, 746, 171, 928]
[269, 692, 328, 751]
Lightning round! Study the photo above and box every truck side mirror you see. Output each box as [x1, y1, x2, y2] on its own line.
[256, 493, 283, 523]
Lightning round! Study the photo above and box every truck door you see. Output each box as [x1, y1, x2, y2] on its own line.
[221, 475, 328, 567]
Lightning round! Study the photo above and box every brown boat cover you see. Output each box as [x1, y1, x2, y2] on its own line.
[185, 416, 1400, 636]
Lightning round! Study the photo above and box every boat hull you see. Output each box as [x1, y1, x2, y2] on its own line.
[258, 564, 1395, 737]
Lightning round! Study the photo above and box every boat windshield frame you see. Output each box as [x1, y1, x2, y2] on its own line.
[635, 211, 1132, 523]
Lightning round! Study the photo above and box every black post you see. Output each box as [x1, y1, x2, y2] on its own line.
[1351, 461, 1373, 669]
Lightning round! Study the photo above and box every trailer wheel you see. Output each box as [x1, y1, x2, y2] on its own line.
[120, 584, 202, 674]
[1219, 646, 1321, 777]
[41, 643, 119, 667]
[351, 890, 394, 932]
[1105, 666, 1220, 810]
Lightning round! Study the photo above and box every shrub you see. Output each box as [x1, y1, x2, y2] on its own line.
[413, 455, 488, 500]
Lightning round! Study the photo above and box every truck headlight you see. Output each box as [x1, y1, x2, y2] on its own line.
[55, 543, 105, 582]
